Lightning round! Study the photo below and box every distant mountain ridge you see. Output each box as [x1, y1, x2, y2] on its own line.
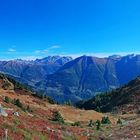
[36, 54, 140, 103]
[1, 54, 140, 103]
[0, 56, 72, 87]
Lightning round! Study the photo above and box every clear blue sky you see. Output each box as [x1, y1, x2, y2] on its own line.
[0, 0, 140, 59]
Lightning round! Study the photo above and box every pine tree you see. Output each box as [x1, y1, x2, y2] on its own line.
[88, 120, 94, 127]
[4, 96, 10, 103]
[96, 120, 101, 130]
[52, 111, 64, 124]
[101, 116, 111, 124]
[12, 99, 23, 108]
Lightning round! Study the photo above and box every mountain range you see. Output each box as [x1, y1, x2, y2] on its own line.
[36, 54, 140, 103]
[1, 54, 140, 103]
[0, 56, 72, 87]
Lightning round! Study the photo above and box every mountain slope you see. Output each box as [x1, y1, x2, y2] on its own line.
[0, 73, 30, 92]
[37, 55, 140, 103]
[77, 76, 140, 113]
[0, 72, 109, 140]
[0, 74, 139, 140]
[1, 54, 140, 104]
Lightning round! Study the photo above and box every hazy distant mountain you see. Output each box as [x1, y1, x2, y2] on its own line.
[37, 54, 140, 103]
[0, 56, 72, 86]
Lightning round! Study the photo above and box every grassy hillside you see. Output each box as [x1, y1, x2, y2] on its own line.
[0, 73, 123, 140]
[0, 73, 139, 140]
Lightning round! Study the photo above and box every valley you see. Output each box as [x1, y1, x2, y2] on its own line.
[1, 0, 140, 139]
[0, 73, 139, 140]
[1, 55, 140, 103]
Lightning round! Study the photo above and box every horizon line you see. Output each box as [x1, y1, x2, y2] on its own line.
[0, 52, 140, 61]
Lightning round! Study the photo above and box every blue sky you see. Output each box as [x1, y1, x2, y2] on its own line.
[0, 0, 140, 60]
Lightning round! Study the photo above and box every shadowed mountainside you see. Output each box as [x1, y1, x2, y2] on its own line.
[37, 54, 140, 103]
[77, 76, 140, 113]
